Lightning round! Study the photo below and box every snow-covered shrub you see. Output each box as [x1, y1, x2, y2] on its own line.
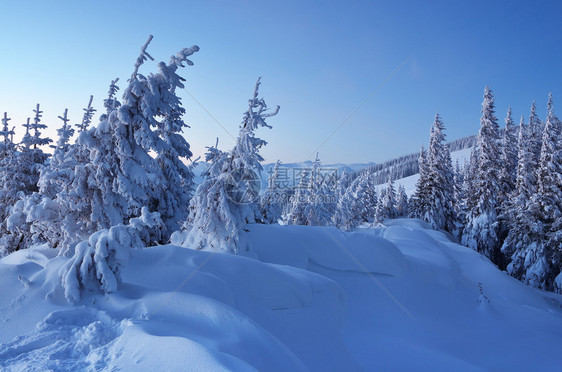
[59, 207, 163, 302]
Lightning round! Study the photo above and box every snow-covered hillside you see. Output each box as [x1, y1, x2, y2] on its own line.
[2, 219, 562, 371]
[377, 147, 473, 196]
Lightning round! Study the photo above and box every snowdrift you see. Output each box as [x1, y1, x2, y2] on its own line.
[2, 219, 562, 371]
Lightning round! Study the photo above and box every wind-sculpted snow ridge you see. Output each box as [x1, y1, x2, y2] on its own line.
[2, 219, 562, 370]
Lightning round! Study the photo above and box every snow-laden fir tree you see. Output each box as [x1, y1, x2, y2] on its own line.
[499, 107, 518, 202]
[174, 79, 279, 252]
[44, 38, 198, 255]
[377, 177, 397, 222]
[462, 146, 480, 214]
[48, 97, 101, 255]
[331, 170, 355, 229]
[76, 95, 96, 132]
[0, 106, 53, 254]
[37, 109, 75, 198]
[527, 101, 543, 173]
[332, 184, 356, 230]
[0, 113, 16, 255]
[101, 78, 121, 120]
[66, 37, 199, 246]
[374, 188, 386, 224]
[16, 107, 86, 252]
[409, 145, 430, 219]
[357, 172, 378, 222]
[526, 94, 562, 289]
[425, 113, 455, 232]
[260, 160, 285, 223]
[332, 170, 378, 229]
[9, 109, 79, 252]
[462, 87, 504, 266]
[507, 94, 562, 290]
[501, 115, 534, 274]
[395, 184, 409, 217]
[453, 160, 467, 238]
[306, 153, 337, 226]
[283, 166, 312, 226]
[0, 112, 15, 158]
[144, 43, 200, 237]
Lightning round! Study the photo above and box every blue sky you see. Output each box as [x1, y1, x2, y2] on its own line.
[0, 0, 560, 163]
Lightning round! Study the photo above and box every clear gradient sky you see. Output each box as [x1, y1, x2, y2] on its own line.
[0, 0, 560, 164]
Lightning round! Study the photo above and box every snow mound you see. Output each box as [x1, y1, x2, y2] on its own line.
[245, 224, 408, 276]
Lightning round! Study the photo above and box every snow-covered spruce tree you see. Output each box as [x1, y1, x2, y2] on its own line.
[283, 166, 312, 226]
[147, 44, 200, 237]
[373, 187, 386, 224]
[462, 146, 480, 213]
[100, 78, 121, 120]
[359, 172, 378, 222]
[377, 177, 397, 221]
[332, 172, 370, 230]
[0, 112, 15, 158]
[409, 145, 430, 219]
[501, 115, 534, 277]
[462, 87, 504, 266]
[511, 94, 562, 290]
[527, 101, 543, 173]
[37, 108, 75, 198]
[332, 185, 356, 230]
[0, 113, 16, 255]
[395, 184, 409, 217]
[453, 160, 467, 238]
[425, 113, 455, 232]
[65, 37, 199, 247]
[174, 79, 279, 252]
[0, 106, 52, 254]
[76, 95, 96, 132]
[260, 160, 285, 223]
[49, 97, 100, 255]
[306, 153, 337, 226]
[499, 107, 518, 202]
[498, 111, 525, 256]
[10, 109, 77, 251]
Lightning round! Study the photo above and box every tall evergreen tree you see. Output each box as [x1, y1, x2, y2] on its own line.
[521, 94, 562, 289]
[425, 113, 455, 232]
[395, 184, 409, 217]
[0, 112, 15, 158]
[260, 160, 284, 223]
[462, 87, 504, 266]
[306, 153, 336, 226]
[502, 115, 535, 277]
[283, 166, 312, 226]
[175, 79, 279, 252]
[499, 107, 518, 202]
[76, 95, 96, 132]
[409, 145, 430, 219]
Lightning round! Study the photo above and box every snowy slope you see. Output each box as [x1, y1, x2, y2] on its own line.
[2, 219, 562, 370]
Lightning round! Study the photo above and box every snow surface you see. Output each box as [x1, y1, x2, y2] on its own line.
[2, 218, 562, 370]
